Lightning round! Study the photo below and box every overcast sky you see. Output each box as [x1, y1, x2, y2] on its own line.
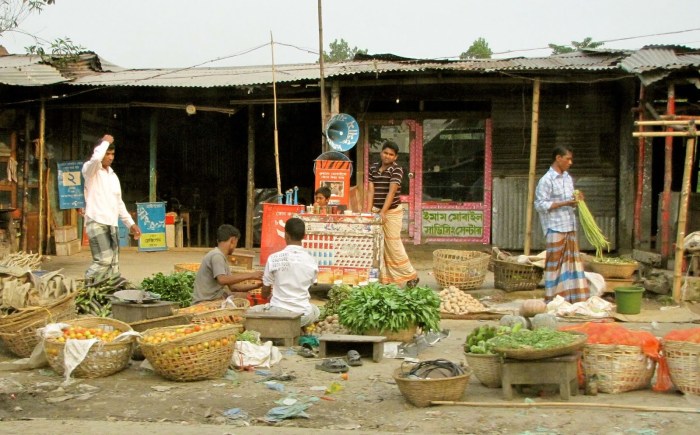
[1, 0, 699, 69]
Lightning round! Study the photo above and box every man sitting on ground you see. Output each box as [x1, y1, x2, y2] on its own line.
[247, 218, 319, 326]
[192, 224, 262, 304]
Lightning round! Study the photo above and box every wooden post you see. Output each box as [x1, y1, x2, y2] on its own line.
[524, 78, 541, 255]
[318, 0, 328, 152]
[673, 133, 696, 302]
[149, 111, 158, 202]
[21, 112, 31, 252]
[38, 100, 46, 255]
[245, 105, 256, 249]
[660, 83, 675, 262]
[270, 32, 282, 197]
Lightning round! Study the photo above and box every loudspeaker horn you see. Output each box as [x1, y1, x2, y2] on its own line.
[325, 113, 359, 152]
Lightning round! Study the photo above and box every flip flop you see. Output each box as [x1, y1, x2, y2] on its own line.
[346, 350, 363, 367]
[316, 358, 349, 373]
[297, 347, 316, 358]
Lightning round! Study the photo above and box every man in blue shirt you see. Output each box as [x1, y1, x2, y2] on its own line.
[535, 145, 590, 302]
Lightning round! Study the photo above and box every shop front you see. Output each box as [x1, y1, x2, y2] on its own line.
[363, 115, 492, 245]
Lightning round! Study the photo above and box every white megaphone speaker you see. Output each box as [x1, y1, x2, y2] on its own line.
[325, 113, 359, 152]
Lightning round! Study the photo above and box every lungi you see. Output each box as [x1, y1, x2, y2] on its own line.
[85, 219, 121, 280]
[378, 205, 418, 285]
[544, 230, 589, 303]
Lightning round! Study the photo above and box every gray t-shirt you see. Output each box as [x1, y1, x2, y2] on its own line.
[192, 248, 230, 303]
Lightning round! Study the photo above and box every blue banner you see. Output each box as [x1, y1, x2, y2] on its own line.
[136, 202, 167, 252]
[56, 161, 85, 210]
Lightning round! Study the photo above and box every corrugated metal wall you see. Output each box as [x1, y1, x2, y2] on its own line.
[492, 176, 617, 251]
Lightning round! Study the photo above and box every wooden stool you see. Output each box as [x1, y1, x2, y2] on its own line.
[318, 334, 387, 362]
[501, 352, 580, 401]
[244, 311, 302, 347]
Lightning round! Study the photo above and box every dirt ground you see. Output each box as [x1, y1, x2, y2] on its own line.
[1, 246, 700, 434]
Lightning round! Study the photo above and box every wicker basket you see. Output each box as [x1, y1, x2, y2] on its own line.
[0, 292, 77, 358]
[129, 313, 194, 360]
[582, 344, 656, 393]
[139, 324, 238, 381]
[493, 259, 543, 292]
[174, 263, 260, 273]
[663, 340, 700, 395]
[587, 260, 638, 279]
[433, 250, 490, 291]
[178, 298, 250, 315]
[464, 352, 502, 388]
[493, 332, 587, 360]
[43, 317, 135, 378]
[393, 367, 471, 407]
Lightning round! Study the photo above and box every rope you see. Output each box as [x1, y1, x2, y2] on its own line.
[400, 359, 464, 379]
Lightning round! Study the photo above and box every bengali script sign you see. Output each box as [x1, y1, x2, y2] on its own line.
[422, 209, 483, 237]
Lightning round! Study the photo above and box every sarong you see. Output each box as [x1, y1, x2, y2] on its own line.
[85, 219, 121, 280]
[378, 205, 418, 285]
[544, 230, 589, 303]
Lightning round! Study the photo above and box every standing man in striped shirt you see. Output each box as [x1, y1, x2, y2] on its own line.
[534, 145, 590, 302]
[365, 141, 419, 288]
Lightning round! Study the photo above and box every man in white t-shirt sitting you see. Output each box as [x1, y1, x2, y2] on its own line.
[247, 217, 320, 326]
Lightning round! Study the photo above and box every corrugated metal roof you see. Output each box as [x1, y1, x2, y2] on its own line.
[1, 47, 698, 89]
[621, 47, 700, 73]
[0, 55, 69, 86]
[67, 53, 625, 89]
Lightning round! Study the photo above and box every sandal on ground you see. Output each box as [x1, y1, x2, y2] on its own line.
[346, 350, 363, 367]
[316, 358, 349, 373]
[406, 277, 420, 288]
[297, 347, 316, 358]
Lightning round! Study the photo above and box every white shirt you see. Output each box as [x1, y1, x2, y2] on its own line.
[82, 141, 135, 228]
[263, 245, 318, 315]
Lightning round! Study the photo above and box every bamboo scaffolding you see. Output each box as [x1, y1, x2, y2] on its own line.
[634, 121, 696, 302]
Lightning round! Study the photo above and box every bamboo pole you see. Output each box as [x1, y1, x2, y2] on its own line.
[149, 112, 158, 202]
[318, 0, 328, 152]
[633, 131, 695, 137]
[245, 105, 255, 249]
[270, 32, 282, 196]
[431, 400, 700, 414]
[673, 133, 696, 302]
[524, 78, 540, 255]
[635, 120, 697, 126]
[661, 83, 675, 261]
[38, 100, 45, 255]
[21, 113, 31, 252]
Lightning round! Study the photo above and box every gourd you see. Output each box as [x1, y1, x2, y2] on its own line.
[519, 299, 547, 318]
[531, 313, 558, 330]
[499, 314, 529, 330]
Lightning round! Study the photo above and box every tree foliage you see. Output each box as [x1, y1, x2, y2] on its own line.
[460, 37, 492, 59]
[548, 37, 604, 55]
[1, 0, 83, 64]
[323, 38, 368, 62]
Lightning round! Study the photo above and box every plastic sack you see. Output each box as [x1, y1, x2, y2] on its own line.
[664, 327, 700, 343]
[652, 356, 673, 392]
[232, 340, 282, 368]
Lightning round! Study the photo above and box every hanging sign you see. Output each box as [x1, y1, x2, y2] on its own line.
[56, 161, 85, 210]
[136, 202, 167, 251]
[315, 167, 351, 206]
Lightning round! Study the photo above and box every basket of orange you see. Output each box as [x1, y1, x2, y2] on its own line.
[138, 323, 238, 381]
[43, 317, 135, 378]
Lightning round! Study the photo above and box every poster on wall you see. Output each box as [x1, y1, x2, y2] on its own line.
[315, 167, 350, 206]
[56, 161, 85, 210]
[136, 202, 167, 252]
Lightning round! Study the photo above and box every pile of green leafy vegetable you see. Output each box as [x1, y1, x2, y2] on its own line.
[464, 324, 519, 354]
[319, 283, 353, 319]
[140, 271, 196, 308]
[337, 282, 441, 333]
[488, 328, 578, 350]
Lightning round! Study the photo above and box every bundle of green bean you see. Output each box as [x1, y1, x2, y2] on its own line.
[574, 190, 610, 258]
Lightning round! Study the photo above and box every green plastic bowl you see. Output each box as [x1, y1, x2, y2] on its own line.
[614, 286, 644, 315]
